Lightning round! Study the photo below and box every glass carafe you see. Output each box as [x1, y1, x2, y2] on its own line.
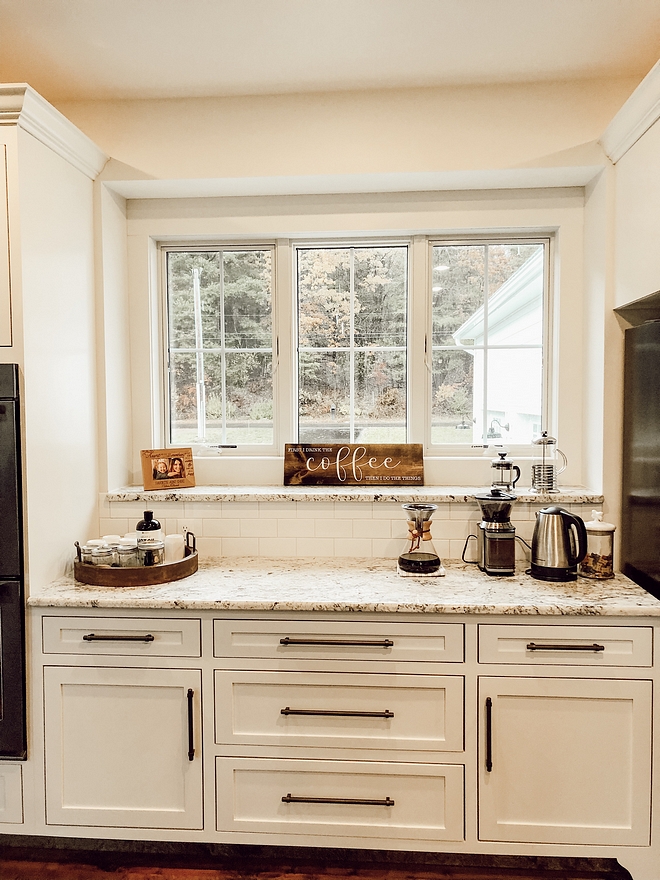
[398, 504, 444, 576]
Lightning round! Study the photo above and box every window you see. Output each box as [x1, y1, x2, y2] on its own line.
[430, 241, 546, 447]
[166, 248, 274, 446]
[297, 245, 408, 443]
[163, 236, 548, 453]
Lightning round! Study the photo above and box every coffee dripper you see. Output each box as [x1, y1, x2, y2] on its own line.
[397, 504, 445, 576]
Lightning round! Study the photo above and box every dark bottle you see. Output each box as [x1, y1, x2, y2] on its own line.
[136, 510, 162, 542]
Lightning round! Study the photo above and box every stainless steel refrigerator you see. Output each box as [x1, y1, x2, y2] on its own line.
[0, 363, 27, 758]
[621, 320, 660, 599]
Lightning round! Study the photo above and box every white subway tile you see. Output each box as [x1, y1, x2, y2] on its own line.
[184, 501, 222, 517]
[372, 503, 403, 520]
[353, 519, 390, 539]
[337, 538, 373, 557]
[449, 539, 469, 560]
[258, 502, 298, 519]
[110, 501, 147, 518]
[278, 519, 303, 538]
[371, 538, 401, 558]
[430, 504, 452, 520]
[296, 502, 335, 518]
[295, 537, 335, 557]
[178, 518, 204, 539]
[259, 537, 297, 556]
[163, 518, 180, 537]
[99, 518, 128, 538]
[314, 519, 353, 538]
[222, 537, 260, 556]
[437, 520, 472, 540]
[335, 503, 371, 519]
[222, 502, 260, 519]
[203, 518, 241, 537]
[449, 502, 479, 520]
[239, 519, 278, 538]
[195, 537, 223, 558]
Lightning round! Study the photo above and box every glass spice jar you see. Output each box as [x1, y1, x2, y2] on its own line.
[578, 510, 615, 579]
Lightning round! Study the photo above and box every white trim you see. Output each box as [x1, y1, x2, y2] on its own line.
[0, 84, 107, 179]
[600, 59, 660, 164]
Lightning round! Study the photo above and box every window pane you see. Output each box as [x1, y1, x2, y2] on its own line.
[355, 350, 406, 442]
[297, 245, 408, 444]
[298, 249, 351, 348]
[299, 351, 350, 443]
[166, 248, 273, 446]
[224, 250, 272, 348]
[432, 246, 485, 346]
[354, 247, 407, 347]
[431, 241, 545, 446]
[431, 348, 476, 444]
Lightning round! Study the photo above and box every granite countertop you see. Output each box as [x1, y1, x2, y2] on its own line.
[28, 558, 660, 616]
[106, 486, 604, 504]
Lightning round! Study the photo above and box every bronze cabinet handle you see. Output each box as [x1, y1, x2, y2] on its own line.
[485, 697, 493, 773]
[82, 633, 155, 642]
[282, 793, 394, 806]
[187, 688, 195, 761]
[281, 707, 394, 718]
[279, 637, 394, 648]
[526, 642, 605, 652]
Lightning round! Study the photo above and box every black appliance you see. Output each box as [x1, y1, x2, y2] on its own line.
[0, 364, 27, 758]
[621, 320, 660, 598]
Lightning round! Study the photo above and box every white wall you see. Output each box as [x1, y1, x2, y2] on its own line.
[17, 128, 99, 591]
[58, 78, 638, 181]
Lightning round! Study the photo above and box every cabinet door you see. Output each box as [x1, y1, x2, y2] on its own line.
[0, 145, 10, 347]
[478, 677, 651, 846]
[44, 666, 202, 829]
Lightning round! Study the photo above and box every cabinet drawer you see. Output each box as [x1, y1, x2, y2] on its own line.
[478, 624, 652, 666]
[215, 671, 464, 751]
[42, 616, 201, 657]
[216, 757, 464, 842]
[214, 620, 463, 663]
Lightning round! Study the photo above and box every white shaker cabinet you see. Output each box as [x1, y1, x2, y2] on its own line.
[41, 616, 204, 830]
[0, 144, 11, 347]
[477, 676, 652, 846]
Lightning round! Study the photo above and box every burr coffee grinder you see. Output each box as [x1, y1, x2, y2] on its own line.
[463, 489, 517, 576]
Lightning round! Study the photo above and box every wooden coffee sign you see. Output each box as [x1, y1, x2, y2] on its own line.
[284, 443, 424, 486]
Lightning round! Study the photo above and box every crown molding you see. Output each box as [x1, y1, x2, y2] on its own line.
[600, 60, 660, 164]
[0, 83, 107, 179]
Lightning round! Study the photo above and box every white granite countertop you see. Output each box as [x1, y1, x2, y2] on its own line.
[106, 486, 604, 504]
[28, 558, 660, 616]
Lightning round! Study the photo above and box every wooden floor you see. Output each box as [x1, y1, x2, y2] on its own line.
[0, 859, 632, 880]
[0, 867, 634, 880]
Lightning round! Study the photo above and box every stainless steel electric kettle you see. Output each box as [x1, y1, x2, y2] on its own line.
[530, 506, 587, 581]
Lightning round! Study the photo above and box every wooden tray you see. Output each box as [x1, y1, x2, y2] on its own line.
[74, 546, 198, 587]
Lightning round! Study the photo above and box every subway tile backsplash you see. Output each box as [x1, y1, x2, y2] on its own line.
[102, 494, 602, 563]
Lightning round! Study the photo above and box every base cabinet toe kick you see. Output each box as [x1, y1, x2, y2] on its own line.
[20, 609, 660, 880]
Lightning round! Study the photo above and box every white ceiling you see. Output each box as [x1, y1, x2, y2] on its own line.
[1, 0, 660, 102]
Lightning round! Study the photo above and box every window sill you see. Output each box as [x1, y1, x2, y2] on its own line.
[106, 485, 604, 504]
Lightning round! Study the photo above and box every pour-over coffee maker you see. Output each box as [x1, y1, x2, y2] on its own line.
[397, 503, 445, 576]
[471, 489, 517, 576]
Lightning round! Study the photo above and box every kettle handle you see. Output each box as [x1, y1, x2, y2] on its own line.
[560, 510, 587, 566]
[512, 465, 520, 487]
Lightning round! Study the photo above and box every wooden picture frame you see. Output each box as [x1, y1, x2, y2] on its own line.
[140, 447, 196, 490]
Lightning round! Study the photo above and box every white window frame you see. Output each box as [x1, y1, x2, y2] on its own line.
[159, 232, 554, 464]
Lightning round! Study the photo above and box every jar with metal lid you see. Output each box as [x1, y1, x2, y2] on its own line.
[578, 510, 615, 579]
[91, 547, 115, 567]
[80, 544, 94, 564]
[117, 542, 139, 567]
[138, 540, 164, 566]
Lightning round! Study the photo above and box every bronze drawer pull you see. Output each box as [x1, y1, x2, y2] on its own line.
[485, 696, 493, 772]
[281, 707, 394, 718]
[279, 637, 394, 648]
[187, 688, 195, 761]
[282, 793, 395, 806]
[82, 633, 155, 642]
[526, 642, 605, 652]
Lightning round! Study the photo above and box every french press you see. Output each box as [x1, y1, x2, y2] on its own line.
[531, 432, 568, 492]
[490, 449, 520, 492]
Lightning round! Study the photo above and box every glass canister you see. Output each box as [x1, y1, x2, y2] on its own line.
[117, 539, 139, 567]
[578, 510, 615, 579]
[138, 540, 165, 566]
[91, 546, 115, 567]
